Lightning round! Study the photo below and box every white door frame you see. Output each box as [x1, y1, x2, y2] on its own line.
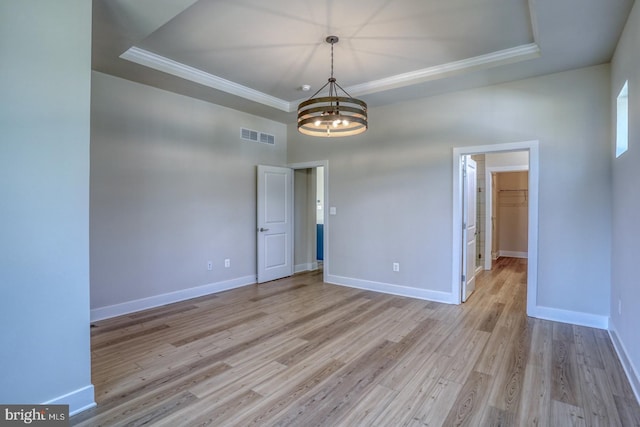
[288, 160, 329, 284]
[484, 165, 529, 271]
[452, 141, 538, 316]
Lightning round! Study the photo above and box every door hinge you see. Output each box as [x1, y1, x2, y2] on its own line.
[461, 274, 466, 283]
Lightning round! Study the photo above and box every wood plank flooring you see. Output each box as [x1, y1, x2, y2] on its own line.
[72, 258, 640, 426]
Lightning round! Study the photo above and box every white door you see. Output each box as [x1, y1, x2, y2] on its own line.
[462, 156, 477, 302]
[257, 165, 293, 283]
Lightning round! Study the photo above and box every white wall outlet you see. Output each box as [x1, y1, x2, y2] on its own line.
[224, 258, 230, 268]
[393, 262, 400, 272]
[618, 299, 622, 315]
[207, 261, 213, 271]
[329, 206, 337, 215]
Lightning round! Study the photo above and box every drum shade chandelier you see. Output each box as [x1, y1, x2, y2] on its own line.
[297, 36, 368, 137]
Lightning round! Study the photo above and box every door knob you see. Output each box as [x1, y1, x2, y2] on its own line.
[259, 227, 269, 232]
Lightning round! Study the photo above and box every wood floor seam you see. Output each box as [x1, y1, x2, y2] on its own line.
[73, 258, 640, 426]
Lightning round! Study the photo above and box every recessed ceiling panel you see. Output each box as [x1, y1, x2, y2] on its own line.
[95, 0, 634, 121]
[135, 0, 534, 102]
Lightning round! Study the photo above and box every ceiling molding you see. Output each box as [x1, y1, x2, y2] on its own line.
[98, 0, 635, 120]
[119, 0, 541, 113]
[338, 43, 541, 98]
[123, 42, 541, 113]
[120, 47, 291, 112]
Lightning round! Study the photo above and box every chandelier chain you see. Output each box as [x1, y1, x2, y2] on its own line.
[330, 40, 334, 79]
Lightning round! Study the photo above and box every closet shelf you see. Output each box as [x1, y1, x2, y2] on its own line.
[498, 188, 528, 205]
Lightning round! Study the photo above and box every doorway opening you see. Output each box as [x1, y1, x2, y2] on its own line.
[256, 162, 328, 284]
[452, 142, 538, 317]
[487, 169, 529, 267]
[290, 161, 329, 283]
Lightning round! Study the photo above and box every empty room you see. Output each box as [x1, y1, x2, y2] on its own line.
[2, 0, 640, 425]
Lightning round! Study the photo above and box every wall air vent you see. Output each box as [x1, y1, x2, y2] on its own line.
[240, 128, 258, 142]
[241, 128, 275, 145]
[259, 132, 275, 145]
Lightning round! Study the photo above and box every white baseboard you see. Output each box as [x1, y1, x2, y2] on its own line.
[531, 305, 608, 329]
[294, 262, 318, 273]
[91, 275, 257, 321]
[326, 274, 456, 304]
[609, 326, 640, 404]
[498, 250, 528, 259]
[43, 384, 95, 416]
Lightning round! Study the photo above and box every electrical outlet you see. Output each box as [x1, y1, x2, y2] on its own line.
[393, 262, 400, 272]
[207, 261, 213, 271]
[224, 259, 230, 268]
[618, 299, 622, 315]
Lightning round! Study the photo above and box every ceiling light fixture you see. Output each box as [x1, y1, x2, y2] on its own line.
[297, 36, 367, 137]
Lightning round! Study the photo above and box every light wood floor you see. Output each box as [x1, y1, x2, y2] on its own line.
[73, 258, 640, 426]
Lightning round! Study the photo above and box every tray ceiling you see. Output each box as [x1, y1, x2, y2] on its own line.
[92, 0, 634, 122]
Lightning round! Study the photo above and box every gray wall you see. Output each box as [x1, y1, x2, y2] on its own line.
[610, 0, 640, 393]
[288, 64, 612, 317]
[0, 1, 94, 412]
[90, 72, 286, 311]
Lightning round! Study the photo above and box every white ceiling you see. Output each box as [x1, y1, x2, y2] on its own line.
[92, 0, 634, 123]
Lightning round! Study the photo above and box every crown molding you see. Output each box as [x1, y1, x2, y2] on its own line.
[120, 46, 291, 112]
[342, 43, 541, 98]
[122, 42, 540, 113]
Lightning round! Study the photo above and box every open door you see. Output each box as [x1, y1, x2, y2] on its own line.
[462, 156, 477, 302]
[257, 165, 293, 283]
